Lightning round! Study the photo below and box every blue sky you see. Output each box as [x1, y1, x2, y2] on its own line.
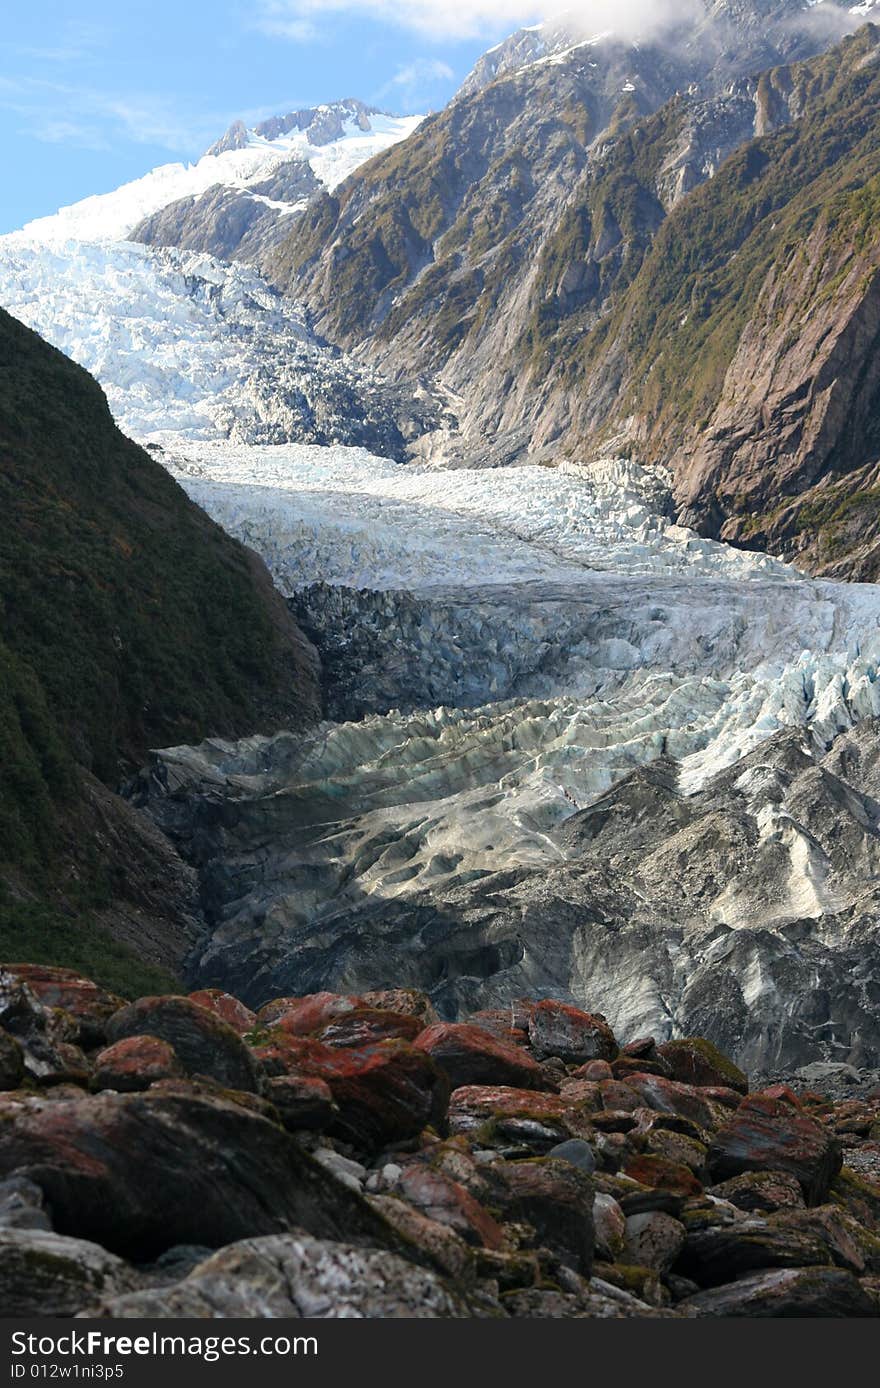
[0, 0, 549, 233]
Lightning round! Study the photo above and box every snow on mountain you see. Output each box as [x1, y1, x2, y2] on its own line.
[7, 104, 422, 247]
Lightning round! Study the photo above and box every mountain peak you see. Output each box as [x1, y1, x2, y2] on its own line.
[205, 98, 386, 159]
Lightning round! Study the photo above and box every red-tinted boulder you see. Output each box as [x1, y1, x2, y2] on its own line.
[599, 1079, 641, 1112]
[448, 1086, 594, 1151]
[527, 1002, 618, 1064]
[93, 1036, 182, 1092]
[622, 1153, 703, 1198]
[621, 1073, 729, 1131]
[315, 1008, 422, 1048]
[757, 1084, 802, 1108]
[187, 990, 256, 1035]
[256, 993, 363, 1035]
[396, 1165, 503, 1249]
[360, 990, 437, 1027]
[0, 965, 123, 1046]
[576, 1060, 614, 1081]
[251, 1036, 448, 1151]
[414, 1023, 556, 1093]
[708, 1095, 843, 1204]
[0, 1086, 408, 1260]
[106, 997, 258, 1093]
[656, 1038, 748, 1095]
[465, 1010, 530, 1047]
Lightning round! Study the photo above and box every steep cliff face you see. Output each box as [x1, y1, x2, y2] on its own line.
[0, 308, 320, 990]
[564, 27, 880, 571]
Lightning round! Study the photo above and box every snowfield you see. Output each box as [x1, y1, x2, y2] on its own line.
[7, 109, 421, 246]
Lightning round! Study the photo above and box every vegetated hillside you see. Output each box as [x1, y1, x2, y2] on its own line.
[0, 308, 320, 992]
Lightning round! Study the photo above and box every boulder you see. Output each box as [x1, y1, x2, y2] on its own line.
[256, 992, 363, 1035]
[85, 1234, 476, 1318]
[623, 1211, 686, 1273]
[0, 1085, 412, 1259]
[527, 1002, 617, 1064]
[772, 1205, 880, 1275]
[708, 1169, 805, 1213]
[361, 989, 437, 1026]
[0, 1175, 51, 1231]
[644, 1128, 708, 1179]
[678, 1218, 832, 1287]
[622, 1154, 703, 1198]
[0, 1227, 141, 1317]
[106, 997, 258, 1093]
[0, 1029, 24, 1090]
[495, 1158, 595, 1273]
[682, 1267, 878, 1317]
[622, 1073, 728, 1130]
[448, 1086, 594, 1151]
[414, 1023, 556, 1092]
[593, 1192, 626, 1260]
[548, 1139, 596, 1173]
[187, 990, 256, 1034]
[315, 1008, 422, 1048]
[656, 1038, 748, 1095]
[292, 1039, 450, 1151]
[0, 965, 123, 1046]
[263, 1074, 338, 1133]
[708, 1095, 843, 1203]
[367, 1195, 473, 1281]
[395, 1165, 504, 1250]
[93, 1036, 182, 1092]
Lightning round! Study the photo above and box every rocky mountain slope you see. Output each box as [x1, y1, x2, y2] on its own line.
[131, 100, 421, 265]
[0, 309, 320, 992]
[268, 14, 880, 575]
[2, 961, 879, 1318]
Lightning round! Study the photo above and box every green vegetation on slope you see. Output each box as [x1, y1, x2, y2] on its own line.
[0, 308, 318, 991]
[577, 27, 880, 436]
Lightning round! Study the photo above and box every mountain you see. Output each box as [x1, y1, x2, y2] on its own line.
[131, 100, 422, 265]
[15, 99, 419, 252]
[267, 13, 880, 575]
[266, 5, 860, 452]
[0, 307, 320, 992]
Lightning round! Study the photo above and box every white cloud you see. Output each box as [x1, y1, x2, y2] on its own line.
[250, 0, 704, 42]
[250, 0, 860, 43]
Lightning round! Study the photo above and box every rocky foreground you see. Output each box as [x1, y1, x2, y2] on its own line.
[2, 964, 880, 1318]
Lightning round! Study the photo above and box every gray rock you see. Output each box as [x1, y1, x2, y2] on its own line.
[682, 1267, 879, 1318]
[0, 1176, 52, 1231]
[593, 1193, 626, 1261]
[549, 1139, 597, 1173]
[0, 1228, 140, 1316]
[623, 1211, 687, 1273]
[85, 1234, 479, 1318]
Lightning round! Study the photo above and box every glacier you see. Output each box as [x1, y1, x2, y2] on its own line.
[5, 105, 880, 1062]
